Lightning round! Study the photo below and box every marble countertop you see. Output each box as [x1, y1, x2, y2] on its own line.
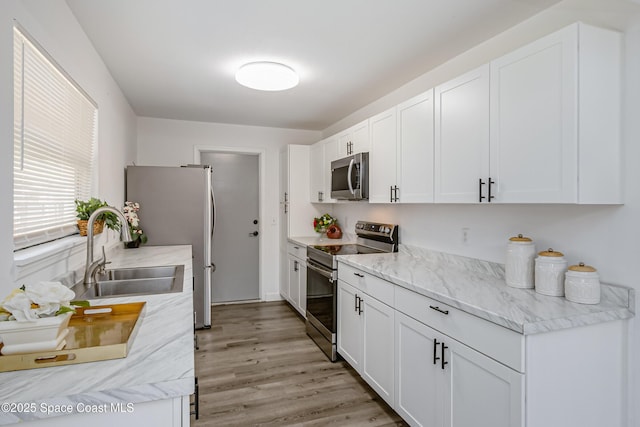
[338, 245, 634, 335]
[289, 234, 357, 247]
[0, 245, 194, 425]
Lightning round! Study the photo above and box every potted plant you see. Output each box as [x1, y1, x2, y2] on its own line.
[74, 197, 120, 236]
[122, 201, 148, 248]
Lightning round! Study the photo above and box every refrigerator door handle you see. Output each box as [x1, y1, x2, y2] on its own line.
[211, 189, 216, 241]
[204, 265, 212, 328]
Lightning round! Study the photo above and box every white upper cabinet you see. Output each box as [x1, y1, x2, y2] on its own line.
[435, 65, 490, 203]
[370, 90, 436, 204]
[311, 22, 621, 206]
[489, 22, 621, 204]
[369, 108, 398, 203]
[309, 136, 338, 203]
[397, 89, 435, 203]
[337, 119, 370, 157]
[309, 140, 326, 203]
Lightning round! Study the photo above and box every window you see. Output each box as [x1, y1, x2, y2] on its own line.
[13, 26, 98, 250]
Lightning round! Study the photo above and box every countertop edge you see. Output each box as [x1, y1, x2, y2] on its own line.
[337, 252, 634, 335]
[0, 245, 195, 425]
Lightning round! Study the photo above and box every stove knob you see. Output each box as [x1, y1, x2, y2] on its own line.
[379, 225, 384, 232]
[384, 227, 391, 234]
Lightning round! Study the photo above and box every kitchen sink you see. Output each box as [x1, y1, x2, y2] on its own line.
[73, 264, 184, 300]
[95, 265, 180, 281]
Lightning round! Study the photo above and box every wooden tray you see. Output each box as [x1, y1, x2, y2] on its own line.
[0, 302, 145, 372]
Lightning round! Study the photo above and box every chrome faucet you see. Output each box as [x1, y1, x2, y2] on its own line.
[83, 206, 133, 285]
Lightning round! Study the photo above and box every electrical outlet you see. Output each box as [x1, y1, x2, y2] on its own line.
[462, 227, 470, 245]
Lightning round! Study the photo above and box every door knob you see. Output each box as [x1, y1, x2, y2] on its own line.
[249, 231, 259, 237]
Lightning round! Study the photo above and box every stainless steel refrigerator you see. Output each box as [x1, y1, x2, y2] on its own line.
[126, 165, 214, 328]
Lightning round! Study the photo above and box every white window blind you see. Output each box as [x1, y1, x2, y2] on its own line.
[13, 27, 98, 250]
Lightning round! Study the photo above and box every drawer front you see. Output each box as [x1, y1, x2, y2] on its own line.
[287, 241, 306, 259]
[395, 286, 523, 372]
[338, 262, 394, 307]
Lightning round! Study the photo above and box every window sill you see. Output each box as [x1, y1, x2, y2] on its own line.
[14, 236, 86, 268]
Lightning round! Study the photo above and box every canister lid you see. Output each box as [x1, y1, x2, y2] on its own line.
[538, 248, 564, 257]
[568, 262, 597, 272]
[509, 234, 532, 242]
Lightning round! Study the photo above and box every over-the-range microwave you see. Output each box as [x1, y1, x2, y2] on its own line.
[331, 152, 369, 200]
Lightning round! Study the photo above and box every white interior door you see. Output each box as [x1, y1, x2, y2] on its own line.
[201, 152, 260, 303]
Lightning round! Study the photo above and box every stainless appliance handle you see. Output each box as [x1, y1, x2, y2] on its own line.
[347, 158, 355, 195]
[211, 189, 216, 240]
[307, 259, 335, 282]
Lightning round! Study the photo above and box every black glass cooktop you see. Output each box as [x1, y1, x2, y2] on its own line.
[310, 244, 385, 256]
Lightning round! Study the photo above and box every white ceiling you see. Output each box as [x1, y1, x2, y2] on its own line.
[66, 0, 561, 131]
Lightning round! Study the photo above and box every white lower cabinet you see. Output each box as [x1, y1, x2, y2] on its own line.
[395, 311, 522, 427]
[337, 281, 362, 370]
[394, 312, 442, 427]
[361, 293, 395, 405]
[338, 262, 628, 427]
[286, 242, 306, 316]
[337, 280, 395, 407]
[339, 263, 523, 427]
[443, 335, 523, 427]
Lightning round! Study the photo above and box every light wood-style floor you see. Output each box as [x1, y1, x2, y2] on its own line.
[193, 301, 407, 426]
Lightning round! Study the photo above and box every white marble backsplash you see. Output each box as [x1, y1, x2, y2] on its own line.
[338, 244, 634, 335]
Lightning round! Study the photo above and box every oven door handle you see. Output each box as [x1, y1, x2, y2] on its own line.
[307, 259, 336, 283]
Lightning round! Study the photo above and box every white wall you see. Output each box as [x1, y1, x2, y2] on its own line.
[136, 117, 321, 301]
[327, 1, 640, 425]
[0, 0, 137, 295]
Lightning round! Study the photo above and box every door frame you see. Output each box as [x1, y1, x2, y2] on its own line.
[194, 145, 265, 302]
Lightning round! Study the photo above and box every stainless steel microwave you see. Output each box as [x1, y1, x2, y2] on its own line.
[331, 152, 369, 200]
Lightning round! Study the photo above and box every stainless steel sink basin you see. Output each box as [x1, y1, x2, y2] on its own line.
[73, 264, 184, 300]
[95, 265, 179, 281]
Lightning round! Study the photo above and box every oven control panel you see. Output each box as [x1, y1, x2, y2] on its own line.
[355, 221, 398, 245]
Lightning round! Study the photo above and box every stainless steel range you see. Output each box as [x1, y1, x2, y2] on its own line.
[306, 220, 398, 361]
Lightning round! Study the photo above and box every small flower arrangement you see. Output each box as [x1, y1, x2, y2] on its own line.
[123, 201, 148, 245]
[0, 282, 87, 322]
[313, 213, 337, 233]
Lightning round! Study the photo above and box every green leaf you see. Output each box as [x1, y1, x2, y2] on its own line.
[56, 306, 76, 315]
[70, 300, 90, 307]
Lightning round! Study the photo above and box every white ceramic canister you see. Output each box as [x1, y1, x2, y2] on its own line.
[534, 248, 568, 296]
[505, 234, 536, 289]
[564, 262, 601, 304]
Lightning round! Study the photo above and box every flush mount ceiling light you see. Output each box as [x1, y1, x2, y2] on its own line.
[235, 61, 299, 91]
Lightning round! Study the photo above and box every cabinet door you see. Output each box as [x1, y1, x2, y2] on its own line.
[309, 141, 325, 203]
[442, 337, 524, 427]
[288, 255, 300, 309]
[324, 136, 338, 202]
[395, 311, 443, 427]
[337, 120, 370, 156]
[362, 295, 395, 407]
[435, 65, 490, 203]
[279, 249, 289, 300]
[397, 89, 435, 203]
[337, 281, 362, 372]
[369, 108, 397, 203]
[351, 119, 370, 154]
[279, 148, 289, 246]
[286, 145, 322, 235]
[298, 259, 307, 315]
[490, 26, 577, 203]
